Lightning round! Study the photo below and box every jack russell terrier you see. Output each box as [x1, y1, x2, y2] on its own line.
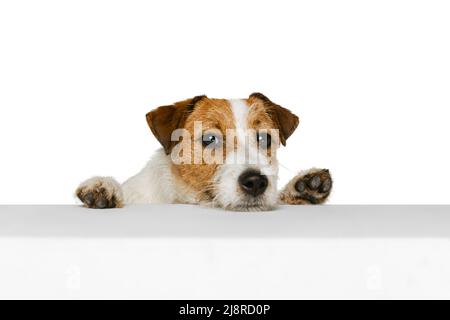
[76, 93, 332, 211]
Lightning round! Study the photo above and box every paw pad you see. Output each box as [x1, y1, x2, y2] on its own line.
[281, 169, 332, 205]
[298, 169, 331, 191]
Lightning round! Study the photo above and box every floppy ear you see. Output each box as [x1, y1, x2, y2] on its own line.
[249, 92, 299, 146]
[146, 95, 206, 154]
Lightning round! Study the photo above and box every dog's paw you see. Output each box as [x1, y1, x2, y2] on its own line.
[279, 168, 332, 205]
[75, 177, 124, 209]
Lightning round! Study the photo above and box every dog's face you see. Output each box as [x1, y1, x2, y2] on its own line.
[146, 93, 299, 211]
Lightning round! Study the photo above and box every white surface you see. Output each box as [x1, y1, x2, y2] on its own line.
[1, 205, 450, 299]
[1, 1, 450, 205]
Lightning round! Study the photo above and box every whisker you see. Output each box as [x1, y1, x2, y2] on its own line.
[279, 162, 296, 174]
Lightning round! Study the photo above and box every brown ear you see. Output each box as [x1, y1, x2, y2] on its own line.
[146, 95, 206, 154]
[249, 92, 299, 146]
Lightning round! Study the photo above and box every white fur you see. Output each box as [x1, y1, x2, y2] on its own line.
[121, 149, 177, 204]
[211, 100, 279, 210]
[77, 100, 280, 211]
[123, 149, 200, 204]
[228, 99, 248, 131]
[77, 150, 197, 206]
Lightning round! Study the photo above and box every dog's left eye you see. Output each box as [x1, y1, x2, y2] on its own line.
[202, 133, 221, 148]
[257, 132, 271, 149]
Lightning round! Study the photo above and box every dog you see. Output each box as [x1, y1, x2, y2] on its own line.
[76, 93, 332, 211]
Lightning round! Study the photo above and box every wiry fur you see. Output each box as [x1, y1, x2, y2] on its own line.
[211, 99, 279, 211]
[76, 94, 332, 211]
[279, 168, 333, 205]
[76, 176, 124, 209]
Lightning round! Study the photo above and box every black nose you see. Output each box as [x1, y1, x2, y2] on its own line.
[238, 170, 268, 197]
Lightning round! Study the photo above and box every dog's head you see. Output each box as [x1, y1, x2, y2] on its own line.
[146, 93, 299, 211]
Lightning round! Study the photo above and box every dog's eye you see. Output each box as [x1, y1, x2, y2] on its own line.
[202, 133, 221, 148]
[257, 132, 271, 149]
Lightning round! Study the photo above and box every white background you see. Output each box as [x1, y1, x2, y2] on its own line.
[0, 0, 449, 205]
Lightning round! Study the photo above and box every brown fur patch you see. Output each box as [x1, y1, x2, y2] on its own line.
[146, 94, 302, 204]
[171, 98, 236, 201]
[246, 101, 281, 159]
[248, 92, 299, 146]
[146, 95, 206, 154]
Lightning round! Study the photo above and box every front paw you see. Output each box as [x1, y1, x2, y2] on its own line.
[280, 168, 332, 205]
[75, 177, 123, 209]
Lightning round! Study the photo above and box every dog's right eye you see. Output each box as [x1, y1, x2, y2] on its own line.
[202, 133, 221, 148]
